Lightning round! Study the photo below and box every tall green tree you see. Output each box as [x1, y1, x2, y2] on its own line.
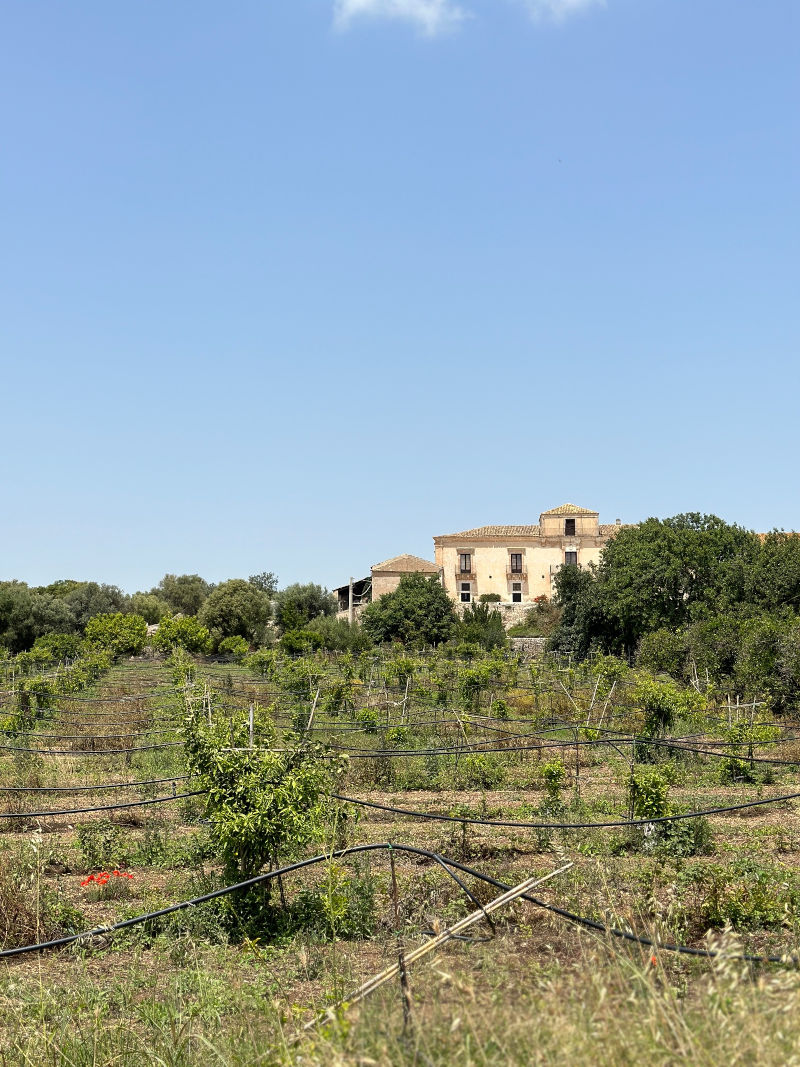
[361, 573, 456, 646]
[249, 572, 278, 596]
[130, 592, 170, 624]
[62, 582, 130, 628]
[198, 579, 272, 646]
[154, 574, 212, 616]
[273, 583, 336, 633]
[594, 514, 757, 653]
[0, 582, 78, 653]
[549, 564, 606, 658]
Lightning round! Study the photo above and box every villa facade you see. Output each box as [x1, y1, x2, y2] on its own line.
[334, 504, 627, 623]
[433, 504, 624, 607]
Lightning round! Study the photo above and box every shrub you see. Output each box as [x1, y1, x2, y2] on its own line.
[76, 819, 130, 870]
[456, 754, 506, 789]
[291, 862, 376, 941]
[280, 628, 324, 655]
[184, 708, 347, 932]
[627, 765, 711, 857]
[361, 574, 456, 647]
[456, 603, 507, 650]
[637, 629, 688, 678]
[30, 632, 84, 663]
[153, 615, 212, 655]
[541, 758, 566, 802]
[675, 857, 800, 933]
[217, 635, 249, 660]
[84, 613, 148, 656]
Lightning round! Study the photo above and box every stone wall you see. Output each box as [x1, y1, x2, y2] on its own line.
[453, 600, 529, 629]
[509, 636, 547, 659]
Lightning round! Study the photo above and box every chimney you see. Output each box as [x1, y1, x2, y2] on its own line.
[615, 518, 621, 525]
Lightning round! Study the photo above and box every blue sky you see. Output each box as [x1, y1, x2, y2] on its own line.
[1, 0, 797, 593]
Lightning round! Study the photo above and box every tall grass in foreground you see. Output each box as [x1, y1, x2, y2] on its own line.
[2, 931, 800, 1066]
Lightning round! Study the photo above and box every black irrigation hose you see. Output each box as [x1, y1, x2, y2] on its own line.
[432, 852, 794, 965]
[0, 790, 205, 819]
[332, 789, 800, 830]
[0, 841, 792, 966]
[3, 728, 182, 741]
[329, 734, 800, 766]
[0, 742, 184, 755]
[0, 775, 192, 794]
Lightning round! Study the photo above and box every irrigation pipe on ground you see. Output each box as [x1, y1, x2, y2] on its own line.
[304, 862, 573, 1032]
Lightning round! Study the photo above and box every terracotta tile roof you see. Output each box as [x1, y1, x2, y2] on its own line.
[371, 553, 439, 573]
[435, 525, 541, 539]
[540, 503, 598, 516]
[598, 523, 630, 536]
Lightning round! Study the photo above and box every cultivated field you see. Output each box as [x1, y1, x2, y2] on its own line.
[3, 648, 800, 1065]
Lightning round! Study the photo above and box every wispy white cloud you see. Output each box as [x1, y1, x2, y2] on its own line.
[518, 0, 606, 22]
[333, 0, 469, 36]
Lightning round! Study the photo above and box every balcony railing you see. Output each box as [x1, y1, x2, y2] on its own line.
[507, 570, 527, 580]
[456, 570, 475, 580]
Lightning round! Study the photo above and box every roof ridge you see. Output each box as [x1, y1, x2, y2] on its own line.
[540, 503, 598, 516]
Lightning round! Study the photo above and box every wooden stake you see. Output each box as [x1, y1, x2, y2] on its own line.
[303, 862, 573, 1033]
[398, 948, 412, 1030]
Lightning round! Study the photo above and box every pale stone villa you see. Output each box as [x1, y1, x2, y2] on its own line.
[335, 504, 626, 622]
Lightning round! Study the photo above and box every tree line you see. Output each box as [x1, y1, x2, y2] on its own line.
[0, 572, 338, 655]
[548, 513, 800, 707]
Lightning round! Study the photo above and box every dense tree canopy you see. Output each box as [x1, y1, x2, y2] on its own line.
[594, 514, 758, 650]
[273, 583, 336, 632]
[548, 515, 800, 708]
[85, 613, 148, 656]
[361, 573, 456, 647]
[129, 592, 171, 624]
[198, 579, 272, 646]
[154, 574, 212, 617]
[0, 582, 77, 653]
[61, 582, 130, 628]
[248, 572, 278, 596]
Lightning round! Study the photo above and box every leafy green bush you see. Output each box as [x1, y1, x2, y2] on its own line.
[217, 635, 249, 659]
[291, 862, 376, 941]
[627, 765, 711, 857]
[361, 573, 456, 647]
[153, 614, 212, 654]
[541, 758, 566, 802]
[456, 754, 506, 789]
[76, 819, 130, 870]
[456, 602, 507, 650]
[279, 629, 323, 655]
[184, 707, 347, 933]
[675, 857, 800, 933]
[30, 631, 84, 663]
[636, 629, 688, 678]
[85, 613, 147, 656]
